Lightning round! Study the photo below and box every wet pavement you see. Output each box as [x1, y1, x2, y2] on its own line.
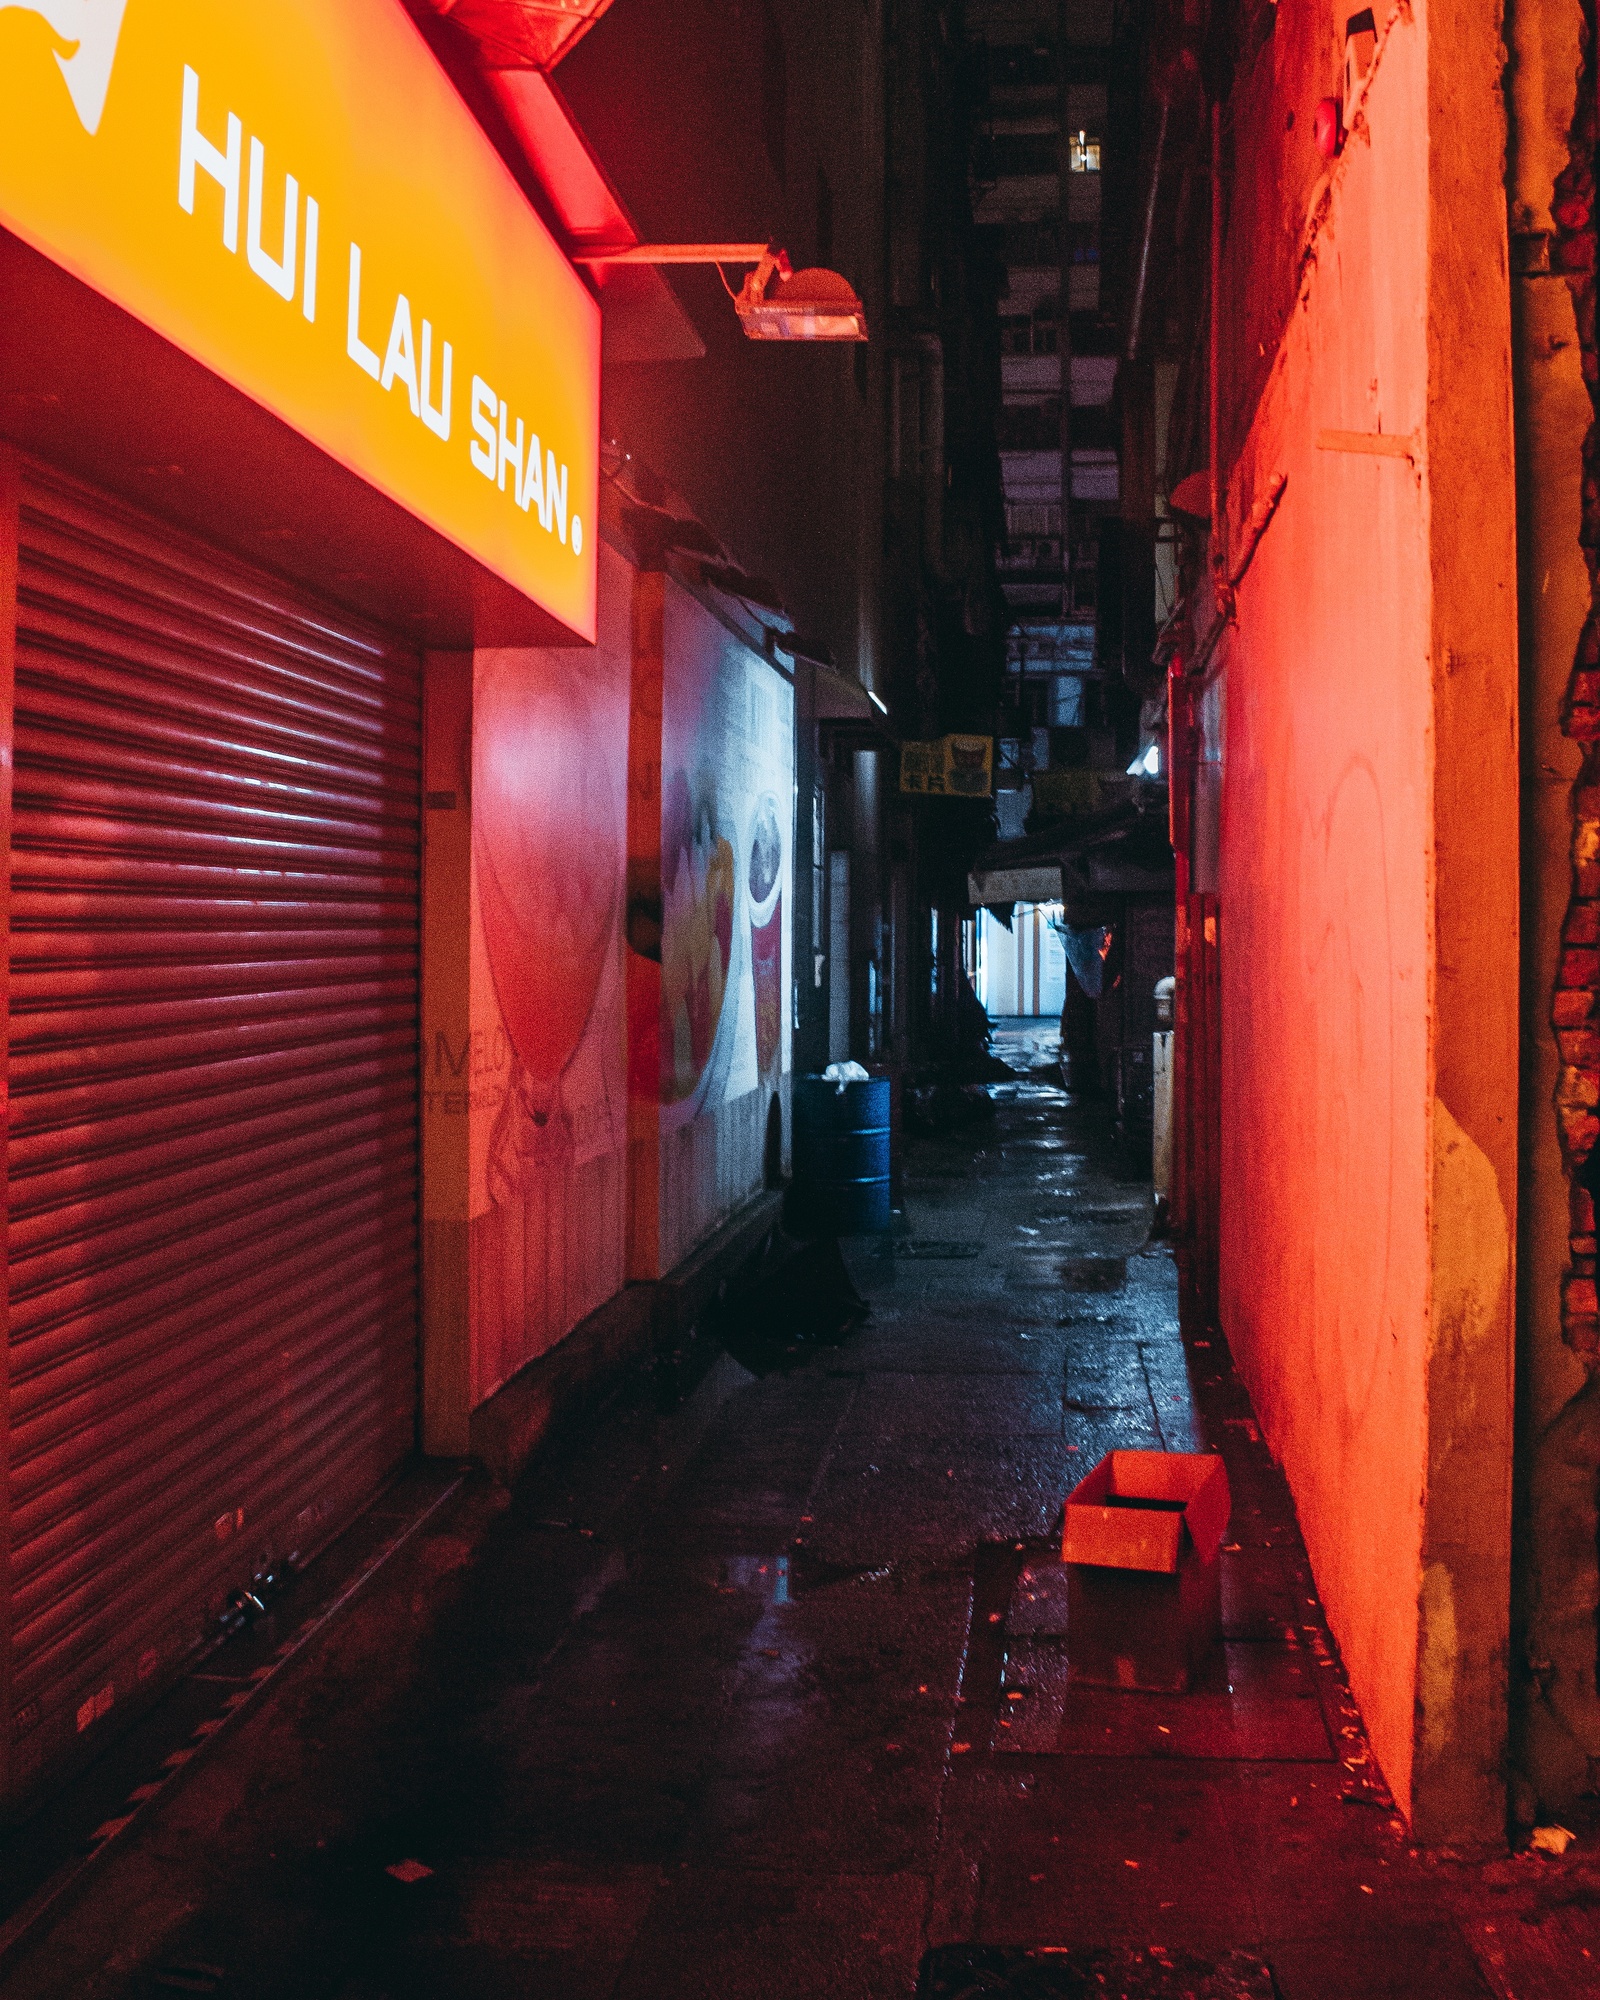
[4, 1022, 1599, 1998]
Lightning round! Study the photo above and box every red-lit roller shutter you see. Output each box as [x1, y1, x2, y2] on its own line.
[4, 461, 421, 1808]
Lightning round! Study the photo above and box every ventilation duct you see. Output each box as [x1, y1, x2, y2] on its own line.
[422, 0, 614, 70]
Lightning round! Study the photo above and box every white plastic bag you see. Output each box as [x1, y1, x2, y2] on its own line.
[822, 1060, 871, 1093]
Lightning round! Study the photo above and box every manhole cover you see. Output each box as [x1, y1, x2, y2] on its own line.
[875, 1240, 983, 1260]
[916, 1945, 1275, 1999]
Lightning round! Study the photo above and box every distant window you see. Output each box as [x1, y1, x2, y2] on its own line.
[999, 315, 1033, 354]
[763, 1, 787, 182]
[1007, 503, 1062, 537]
[1001, 218, 1061, 264]
[991, 133, 1059, 178]
[1070, 130, 1102, 172]
[988, 42, 1056, 89]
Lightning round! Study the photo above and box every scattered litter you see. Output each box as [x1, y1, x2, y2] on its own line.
[1531, 1824, 1576, 1856]
[822, 1060, 871, 1091]
[951, 1741, 972, 1754]
[386, 1858, 434, 1883]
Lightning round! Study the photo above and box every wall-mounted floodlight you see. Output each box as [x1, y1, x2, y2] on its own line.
[732, 248, 868, 342]
[575, 241, 868, 343]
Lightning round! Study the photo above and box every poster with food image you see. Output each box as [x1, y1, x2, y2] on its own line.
[654, 584, 792, 1151]
[660, 764, 736, 1106]
[747, 792, 784, 1080]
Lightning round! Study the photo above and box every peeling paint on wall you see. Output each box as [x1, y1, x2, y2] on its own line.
[1431, 1098, 1511, 1390]
[1419, 1560, 1460, 1773]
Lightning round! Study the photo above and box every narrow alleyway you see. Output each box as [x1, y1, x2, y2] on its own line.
[0, 1041, 1593, 2000]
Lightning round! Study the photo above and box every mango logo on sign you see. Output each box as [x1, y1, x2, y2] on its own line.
[2, 0, 129, 134]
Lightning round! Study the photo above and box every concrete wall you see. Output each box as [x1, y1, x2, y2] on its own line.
[1214, 0, 1518, 1838]
[1507, 0, 1600, 1821]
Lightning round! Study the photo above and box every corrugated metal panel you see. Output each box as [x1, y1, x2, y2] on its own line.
[5, 463, 420, 1808]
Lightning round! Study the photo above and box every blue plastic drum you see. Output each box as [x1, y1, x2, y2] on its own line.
[791, 1075, 892, 1235]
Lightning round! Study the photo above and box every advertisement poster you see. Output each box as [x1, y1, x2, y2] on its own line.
[464, 551, 630, 1406]
[629, 577, 794, 1275]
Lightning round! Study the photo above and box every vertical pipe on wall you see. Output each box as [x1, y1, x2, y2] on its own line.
[0, 449, 15, 1808]
[1058, 2, 1075, 617]
[1127, 95, 1170, 366]
[1208, 99, 1222, 589]
[920, 336, 944, 573]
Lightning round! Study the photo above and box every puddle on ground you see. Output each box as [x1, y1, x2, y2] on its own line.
[1011, 1255, 1129, 1292]
[874, 1240, 983, 1261]
[1058, 1256, 1128, 1290]
[717, 1553, 898, 1601]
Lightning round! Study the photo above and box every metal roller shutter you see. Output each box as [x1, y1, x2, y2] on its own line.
[5, 461, 421, 1808]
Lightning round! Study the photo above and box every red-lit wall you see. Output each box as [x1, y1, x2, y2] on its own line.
[1214, 13, 1436, 1823]
[419, 542, 633, 1419]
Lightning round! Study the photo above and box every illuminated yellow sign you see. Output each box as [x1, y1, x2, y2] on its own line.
[0, 0, 600, 640]
[900, 734, 994, 797]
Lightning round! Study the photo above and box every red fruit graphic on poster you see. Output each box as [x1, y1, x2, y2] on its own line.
[661, 764, 734, 1103]
[748, 792, 783, 1078]
[473, 657, 620, 1124]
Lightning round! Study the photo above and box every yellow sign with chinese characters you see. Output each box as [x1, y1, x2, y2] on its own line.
[0, 0, 600, 639]
[900, 734, 994, 797]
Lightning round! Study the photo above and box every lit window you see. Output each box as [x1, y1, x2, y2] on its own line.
[1070, 131, 1102, 173]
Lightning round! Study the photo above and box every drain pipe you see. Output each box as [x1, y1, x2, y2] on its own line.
[1126, 95, 1170, 364]
[1208, 97, 1223, 596]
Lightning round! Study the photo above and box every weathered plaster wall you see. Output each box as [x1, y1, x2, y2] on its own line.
[1216, 0, 1343, 476]
[1217, 6, 1434, 1820]
[1418, 0, 1520, 1848]
[1217, 0, 1519, 1837]
[1507, 0, 1600, 1819]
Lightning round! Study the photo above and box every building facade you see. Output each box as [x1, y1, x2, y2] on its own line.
[0, 0, 898, 1819]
